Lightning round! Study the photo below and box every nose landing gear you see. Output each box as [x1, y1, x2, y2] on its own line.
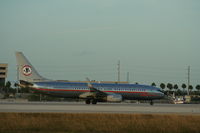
[150, 100, 154, 105]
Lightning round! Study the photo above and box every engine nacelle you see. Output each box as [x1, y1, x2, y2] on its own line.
[106, 94, 122, 102]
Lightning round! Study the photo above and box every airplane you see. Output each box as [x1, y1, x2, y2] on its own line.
[15, 52, 164, 105]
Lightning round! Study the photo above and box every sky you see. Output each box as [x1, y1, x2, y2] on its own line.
[0, 0, 200, 87]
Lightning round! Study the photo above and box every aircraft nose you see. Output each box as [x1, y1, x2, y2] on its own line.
[159, 92, 165, 98]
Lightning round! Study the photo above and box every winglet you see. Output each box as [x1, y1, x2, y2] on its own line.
[86, 77, 93, 88]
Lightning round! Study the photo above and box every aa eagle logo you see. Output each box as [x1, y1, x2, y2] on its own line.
[22, 65, 32, 76]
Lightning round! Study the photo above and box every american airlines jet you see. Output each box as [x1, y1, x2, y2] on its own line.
[16, 52, 164, 105]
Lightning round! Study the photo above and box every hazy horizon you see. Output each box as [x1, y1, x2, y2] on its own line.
[0, 0, 200, 87]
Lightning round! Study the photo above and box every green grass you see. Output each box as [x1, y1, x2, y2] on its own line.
[0, 113, 200, 133]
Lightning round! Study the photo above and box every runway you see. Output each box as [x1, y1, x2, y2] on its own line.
[0, 102, 200, 114]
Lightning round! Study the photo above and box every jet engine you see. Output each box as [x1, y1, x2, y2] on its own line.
[106, 93, 122, 102]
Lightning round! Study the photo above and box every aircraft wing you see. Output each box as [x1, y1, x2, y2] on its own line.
[79, 78, 107, 99]
[79, 80, 122, 102]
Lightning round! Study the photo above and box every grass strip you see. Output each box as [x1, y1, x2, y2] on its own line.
[0, 113, 200, 133]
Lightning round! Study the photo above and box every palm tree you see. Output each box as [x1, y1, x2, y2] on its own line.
[189, 85, 193, 92]
[196, 85, 200, 92]
[173, 84, 178, 91]
[182, 83, 187, 93]
[5, 81, 11, 88]
[167, 83, 173, 91]
[160, 83, 165, 90]
[167, 83, 173, 94]
[5, 81, 11, 93]
[151, 82, 156, 87]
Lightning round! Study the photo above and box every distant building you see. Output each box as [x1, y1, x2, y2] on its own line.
[0, 64, 8, 87]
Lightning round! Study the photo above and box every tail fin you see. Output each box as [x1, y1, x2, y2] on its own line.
[15, 52, 46, 82]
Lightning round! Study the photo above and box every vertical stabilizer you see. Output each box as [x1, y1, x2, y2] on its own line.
[15, 52, 46, 82]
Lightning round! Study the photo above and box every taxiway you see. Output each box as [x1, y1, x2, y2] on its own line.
[0, 102, 200, 114]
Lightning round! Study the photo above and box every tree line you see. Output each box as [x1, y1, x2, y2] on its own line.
[151, 82, 200, 96]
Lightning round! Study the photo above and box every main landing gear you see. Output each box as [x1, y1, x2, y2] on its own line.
[85, 99, 97, 104]
[85, 99, 91, 104]
[150, 100, 154, 106]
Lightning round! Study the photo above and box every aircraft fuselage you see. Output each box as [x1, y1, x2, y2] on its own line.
[31, 81, 164, 101]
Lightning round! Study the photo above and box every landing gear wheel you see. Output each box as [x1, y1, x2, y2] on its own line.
[92, 99, 97, 104]
[150, 100, 154, 106]
[85, 99, 91, 104]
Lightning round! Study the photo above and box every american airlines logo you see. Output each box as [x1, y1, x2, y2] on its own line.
[22, 65, 32, 76]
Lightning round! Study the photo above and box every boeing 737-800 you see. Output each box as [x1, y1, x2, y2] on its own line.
[15, 52, 164, 105]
